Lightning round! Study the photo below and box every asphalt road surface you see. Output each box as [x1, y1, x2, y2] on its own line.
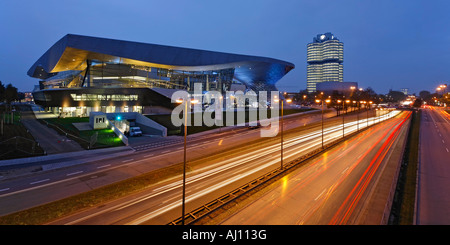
[221, 111, 411, 225]
[43, 110, 398, 225]
[0, 109, 335, 214]
[0, 108, 393, 225]
[416, 106, 450, 225]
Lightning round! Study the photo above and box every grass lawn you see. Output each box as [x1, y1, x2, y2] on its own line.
[0, 107, 315, 224]
[389, 109, 420, 224]
[0, 155, 190, 225]
[40, 117, 123, 149]
[0, 112, 45, 160]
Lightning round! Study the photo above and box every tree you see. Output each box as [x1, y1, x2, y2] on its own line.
[365, 87, 377, 98]
[419, 90, 432, 102]
[412, 98, 423, 108]
[387, 90, 406, 102]
[4, 83, 18, 104]
[0, 81, 5, 102]
[17, 92, 25, 101]
[293, 89, 309, 103]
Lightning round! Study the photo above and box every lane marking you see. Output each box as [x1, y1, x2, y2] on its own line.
[0, 111, 403, 209]
[66, 171, 83, 176]
[0, 188, 10, 192]
[97, 164, 111, 169]
[144, 154, 154, 157]
[315, 189, 327, 201]
[341, 167, 350, 174]
[30, 179, 50, 185]
[161, 150, 171, 154]
[122, 159, 134, 163]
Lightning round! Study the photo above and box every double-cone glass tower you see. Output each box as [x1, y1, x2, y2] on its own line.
[306, 32, 343, 93]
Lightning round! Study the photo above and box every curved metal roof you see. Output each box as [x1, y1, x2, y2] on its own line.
[28, 34, 294, 89]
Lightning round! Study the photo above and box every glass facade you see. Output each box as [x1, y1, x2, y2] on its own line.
[29, 34, 295, 117]
[40, 60, 237, 93]
[35, 59, 243, 117]
[306, 32, 343, 93]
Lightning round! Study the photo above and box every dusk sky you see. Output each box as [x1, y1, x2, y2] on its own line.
[1, 0, 449, 95]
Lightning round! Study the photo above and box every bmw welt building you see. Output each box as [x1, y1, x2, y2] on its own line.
[28, 34, 294, 117]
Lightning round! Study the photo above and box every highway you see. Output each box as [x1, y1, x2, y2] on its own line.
[221, 111, 411, 225]
[416, 106, 450, 225]
[41, 109, 398, 225]
[0, 109, 338, 216]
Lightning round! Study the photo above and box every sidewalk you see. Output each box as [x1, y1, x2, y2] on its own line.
[0, 145, 134, 180]
[20, 107, 84, 155]
[0, 107, 327, 178]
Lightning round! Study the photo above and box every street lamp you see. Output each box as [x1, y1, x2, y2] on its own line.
[316, 98, 331, 149]
[361, 101, 368, 127]
[360, 100, 369, 127]
[275, 97, 292, 170]
[353, 101, 359, 131]
[337, 100, 344, 138]
[338, 99, 351, 138]
[175, 97, 198, 225]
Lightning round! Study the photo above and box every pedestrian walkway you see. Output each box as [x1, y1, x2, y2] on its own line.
[19, 107, 84, 155]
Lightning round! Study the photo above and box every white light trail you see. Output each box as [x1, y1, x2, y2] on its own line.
[123, 110, 401, 225]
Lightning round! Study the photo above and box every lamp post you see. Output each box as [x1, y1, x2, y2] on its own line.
[275, 97, 292, 170]
[375, 108, 378, 123]
[337, 100, 344, 138]
[316, 98, 331, 149]
[175, 97, 198, 225]
[338, 99, 351, 138]
[350, 86, 356, 112]
[361, 101, 368, 128]
[353, 101, 359, 131]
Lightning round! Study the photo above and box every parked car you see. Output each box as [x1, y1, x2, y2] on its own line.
[129, 126, 143, 137]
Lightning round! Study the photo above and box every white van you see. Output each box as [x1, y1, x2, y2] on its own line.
[129, 126, 143, 137]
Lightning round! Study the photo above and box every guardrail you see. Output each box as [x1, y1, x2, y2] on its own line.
[42, 120, 90, 149]
[168, 123, 377, 225]
[380, 112, 412, 224]
[0, 136, 44, 158]
[168, 110, 405, 225]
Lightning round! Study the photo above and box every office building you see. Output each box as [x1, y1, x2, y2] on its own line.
[306, 32, 343, 93]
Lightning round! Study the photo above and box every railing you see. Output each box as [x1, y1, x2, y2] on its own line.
[381, 116, 410, 225]
[0, 136, 45, 159]
[42, 120, 91, 149]
[168, 122, 376, 225]
[168, 110, 404, 225]
[106, 119, 129, 146]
